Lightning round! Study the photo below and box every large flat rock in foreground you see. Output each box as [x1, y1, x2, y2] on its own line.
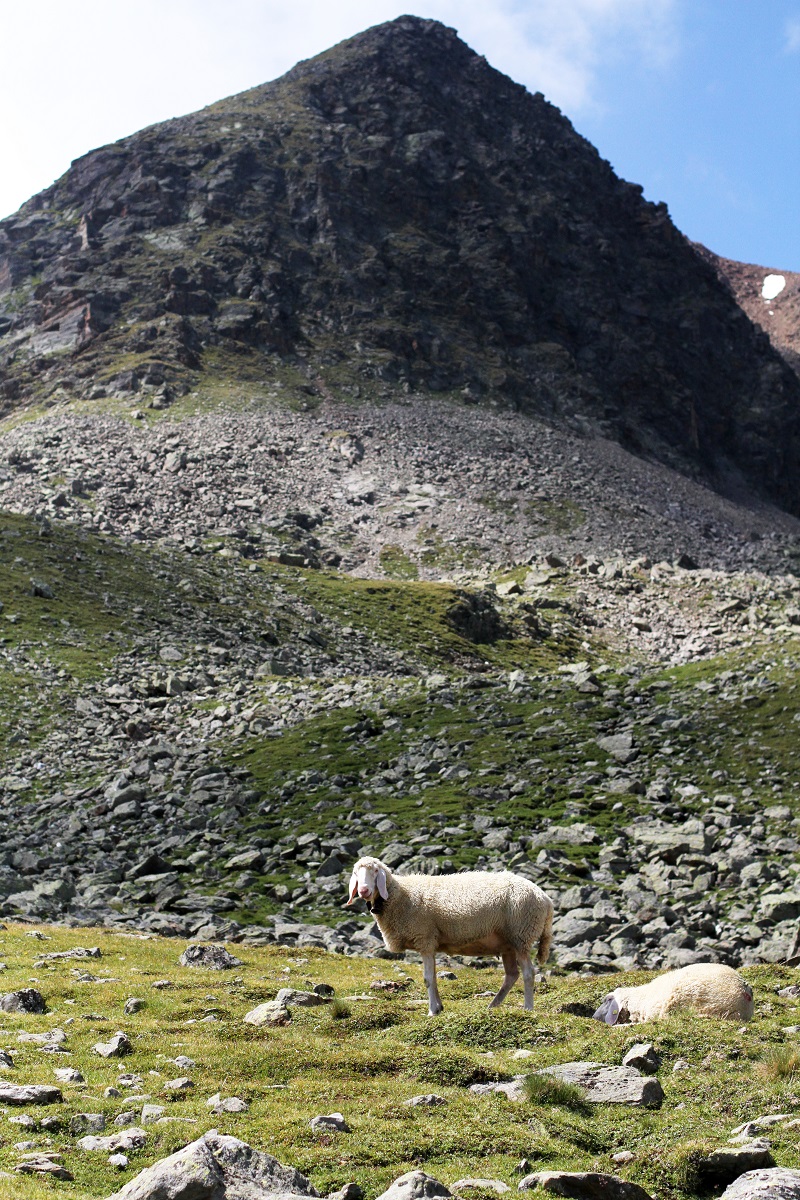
[538, 1062, 664, 1108]
[0, 1083, 62, 1105]
[107, 1129, 319, 1200]
[518, 1172, 654, 1200]
[721, 1170, 800, 1200]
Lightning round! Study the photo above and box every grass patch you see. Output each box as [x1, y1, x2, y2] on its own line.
[0, 927, 795, 1199]
[379, 544, 419, 581]
[756, 1046, 800, 1081]
[524, 1072, 590, 1111]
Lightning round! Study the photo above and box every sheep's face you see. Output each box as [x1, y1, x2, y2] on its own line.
[347, 858, 389, 906]
[593, 992, 630, 1025]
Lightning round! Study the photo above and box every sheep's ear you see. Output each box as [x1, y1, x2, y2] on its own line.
[346, 869, 359, 905]
[593, 995, 620, 1025]
[377, 867, 388, 900]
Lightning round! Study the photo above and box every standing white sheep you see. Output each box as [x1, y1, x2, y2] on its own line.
[347, 855, 554, 1016]
[593, 962, 755, 1025]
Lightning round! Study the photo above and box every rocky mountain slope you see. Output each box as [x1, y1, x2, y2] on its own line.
[696, 245, 800, 379]
[1, 16, 800, 513]
[0, 17, 799, 999]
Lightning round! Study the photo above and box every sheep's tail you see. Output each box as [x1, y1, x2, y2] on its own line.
[536, 902, 553, 966]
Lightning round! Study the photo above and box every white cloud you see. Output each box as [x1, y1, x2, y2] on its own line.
[0, 0, 679, 219]
[785, 15, 800, 52]
[440, 0, 679, 113]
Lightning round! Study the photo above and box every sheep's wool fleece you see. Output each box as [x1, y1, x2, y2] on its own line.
[612, 963, 754, 1023]
[376, 869, 551, 955]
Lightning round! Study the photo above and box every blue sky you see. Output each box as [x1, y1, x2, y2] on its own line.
[1, 1, 797, 269]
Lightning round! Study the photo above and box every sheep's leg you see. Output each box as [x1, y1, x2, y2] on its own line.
[519, 951, 535, 1011]
[422, 952, 443, 1016]
[489, 949, 519, 1008]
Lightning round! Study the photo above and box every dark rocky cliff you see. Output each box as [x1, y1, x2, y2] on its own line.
[2, 15, 800, 511]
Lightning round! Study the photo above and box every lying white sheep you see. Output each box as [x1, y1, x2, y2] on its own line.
[347, 855, 553, 1016]
[593, 962, 754, 1025]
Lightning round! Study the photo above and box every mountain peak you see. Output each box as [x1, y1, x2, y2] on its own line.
[1, 19, 799, 513]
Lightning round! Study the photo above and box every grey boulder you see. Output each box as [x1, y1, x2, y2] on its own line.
[537, 1063, 663, 1108]
[243, 1001, 291, 1027]
[106, 1130, 319, 1199]
[621, 1044, 660, 1075]
[0, 988, 47, 1013]
[179, 944, 243, 970]
[375, 1172, 452, 1200]
[276, 988, 330, 1008]
[470, 1080, 527, 1102]
[517, 1172, 653, 1200]
[310, 1113, 350, 1133]
[79, 1128, 147, 1153]
[452, 1181, 510, 1195]
[0, 1083, 62, 1105]
[700, 1146, 776, 1183]
[721, 1170, 800, 1200]
[93, 1031, 133, 1058]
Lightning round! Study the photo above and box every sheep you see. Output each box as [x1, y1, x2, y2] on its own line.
[347, 855, 553, 1016]
[593, 962, 754, 1025]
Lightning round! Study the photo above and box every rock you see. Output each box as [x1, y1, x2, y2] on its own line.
[207, 1093, 249, 1114]
[0, 1083, 62, 1105]
[596, 734, 637, 764]
[276, 988, 330, 1007]
[761, 894, 800, 923]
[470, 1080, 527, 1102]
[105, 1129, 319, 1199]
[517, 1172, 654, 1200]
[0, 988, 46, 1013]
[70, 1113, 107, 1135]
[720, 1168, 800, 1200]
[625, 819, 709, 861]
[118, 1073, 144, 1089]
[537, 1063, 663, 1108]
[179, 943, 243, 970]
[93, 1031, 133, 1058]
[452, 1181, 510, 1195]
[164, 1077, 194, 1091]
[243, 1000, 291, 1026]
[225, 849, 264, 872]
[16, 1154, 73, 1180]
[700, 1145, 776, 1183]
[731, 1116, 792, 1136]
[109, 1153, 130, 1169]
[17, 1027, 66, 1047]
[124, 997, 146, 1015]
[327, 1186, 363, 1200]
[310, 1112, 351, 1132]
[79, 1127, 147, 1153]
[621, 1043, 660, 1074]
[375, 1172, 452, 1200]
[403, 1094, 447, 1107]
[142, 1105, 166, 1125]
[55, 1066, 83, 1083]
[0, 1050, 13, 1068]
[116, 1111, 143, 1127]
